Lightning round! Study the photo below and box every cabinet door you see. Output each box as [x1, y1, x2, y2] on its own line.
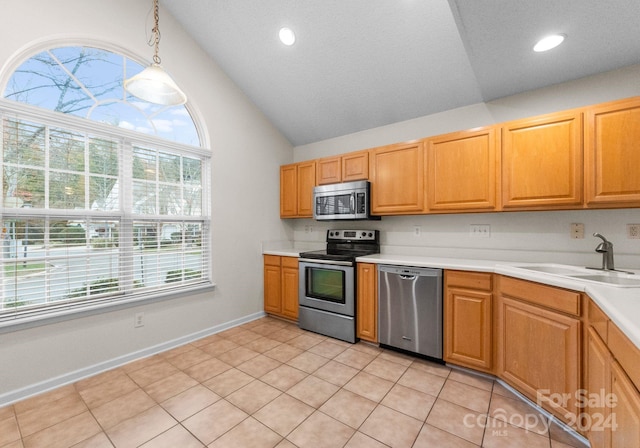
[280, 164, 298, 217]
[611, 360, 640, 448]
[371, 141, 425, 214]
[445, 286, 492, 372]
[498, 296, 581, 421]
[357, 263, 378, 342]
[281, 257, 299, 320]
[317, 156, 342, 185]
[264, 256, 282, 315]
[587, 326, 611, 448]
[342, 151, 369, 182]
[502, 111, 583, 209]
[585, 97, 640, 206]
[297, 161, 316, 217]
[427, 127, 499, 212]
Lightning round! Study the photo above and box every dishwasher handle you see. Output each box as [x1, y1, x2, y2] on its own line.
[399, 274, 417, 280]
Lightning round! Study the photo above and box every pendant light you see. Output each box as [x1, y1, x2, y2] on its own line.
[125, 0, 187, 105]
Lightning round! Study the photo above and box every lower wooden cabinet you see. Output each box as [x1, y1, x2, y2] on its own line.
[586, 301, 640, 447]
[263, 255, 298, 320]
[356, 263, 377, 342]
[444, 271, 493, 372]
[497, 276, 581, 423]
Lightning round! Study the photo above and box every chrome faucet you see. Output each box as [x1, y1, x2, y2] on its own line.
[593, 232, 614, 270]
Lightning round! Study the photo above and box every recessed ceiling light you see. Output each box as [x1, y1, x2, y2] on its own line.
[533, 34, 566, 52]
[279, 27, 296, 46]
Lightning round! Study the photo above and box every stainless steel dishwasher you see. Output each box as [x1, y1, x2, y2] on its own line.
[378, 265, 443, 359]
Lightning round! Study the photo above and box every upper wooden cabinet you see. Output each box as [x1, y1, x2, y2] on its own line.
[585, 97, 640, 206]
[280, 164, 298, 217]
[316, 156, 342, 185]
[371, 141, 425, 214]
[280, 161, 316, 218]
[501, 110, 583, 210]
[426, 127, 499, 212]
[316, 151, 369, 185]
[342, 150, 369, 182]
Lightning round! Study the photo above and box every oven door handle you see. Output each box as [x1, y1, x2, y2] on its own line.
[299, 258, 353, 267]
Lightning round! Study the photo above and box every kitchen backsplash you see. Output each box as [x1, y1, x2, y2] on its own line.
[289, 208, 640, 269]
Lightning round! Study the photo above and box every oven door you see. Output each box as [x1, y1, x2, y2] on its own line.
[298, 259, 355, 316]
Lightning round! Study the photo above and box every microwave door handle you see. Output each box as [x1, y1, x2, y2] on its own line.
[350, 192, 355, 213]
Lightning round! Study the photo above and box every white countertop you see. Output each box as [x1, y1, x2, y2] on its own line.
[263, 249, 640, 349]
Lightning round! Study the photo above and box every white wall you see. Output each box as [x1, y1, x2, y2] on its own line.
[0, 0, 294, 401]
[292, 65, 640, 270]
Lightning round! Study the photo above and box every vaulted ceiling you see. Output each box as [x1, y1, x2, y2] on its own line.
[162, 0, 640, 146]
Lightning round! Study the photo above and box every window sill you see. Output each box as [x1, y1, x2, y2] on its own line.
[0, 282, 216, 334]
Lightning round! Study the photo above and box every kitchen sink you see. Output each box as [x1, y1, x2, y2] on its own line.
[514, 264, 591, 275]
[509, 264, 640, 288]
[567, 274, 640, 287]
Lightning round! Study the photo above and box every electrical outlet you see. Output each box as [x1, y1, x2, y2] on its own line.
[413, 226, 421, 237]
[628, 224, 640, 239]
[570, 223, 585, 239]
[304, 225, 313, 234]
[470, 224, 491, 238]
[134, 312, 145, 328]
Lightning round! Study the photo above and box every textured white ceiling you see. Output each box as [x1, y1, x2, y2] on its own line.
[161, 0, 640, 146]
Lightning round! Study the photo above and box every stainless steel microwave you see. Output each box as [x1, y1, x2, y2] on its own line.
[313, 180, 379, 220]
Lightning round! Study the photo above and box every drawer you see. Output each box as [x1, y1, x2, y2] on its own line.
[446, 270, 492, 291]
[499, 276, 581, 316]
[588, 299, 609, 343]
[264, 255, 281, 266]
[281, 256, 299, 269]
[608, 323, 640, 392]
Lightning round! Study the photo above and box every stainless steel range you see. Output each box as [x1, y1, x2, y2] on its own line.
[298, 229, 380, 343]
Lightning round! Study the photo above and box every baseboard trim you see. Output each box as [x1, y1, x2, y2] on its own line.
[0, 311, 266, 407]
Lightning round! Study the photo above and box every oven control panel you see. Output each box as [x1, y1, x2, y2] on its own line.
[327, 229, 378, 242]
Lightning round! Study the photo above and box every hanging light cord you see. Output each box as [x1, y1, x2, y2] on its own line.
[149, 0, 162, 65]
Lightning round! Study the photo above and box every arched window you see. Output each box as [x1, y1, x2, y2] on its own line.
[4, 46, 200, 146]
[0, 45, 211, 324]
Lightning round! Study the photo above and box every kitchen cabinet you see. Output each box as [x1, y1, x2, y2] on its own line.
[585, 300, 640, 447]
[370, 141, 425, 214]
[316, 151, 369, 185]
[501, 110, 583, 210]
[444, 270, 493, 372]
[263, 255, 298, 320]
[316, 156, 342, 185]
[497, 276, 581, 423]
[342, 150, 369, 182]
[356, 262, 377, 342]
[585, 96, 640, 207]
[280, 161, 316, 218]
[426, 127, 499, 212]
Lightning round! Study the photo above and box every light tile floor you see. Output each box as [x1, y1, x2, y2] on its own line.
[0, 316, 590, 448]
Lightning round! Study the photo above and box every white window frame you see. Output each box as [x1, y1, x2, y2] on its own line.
[0, 98, 213, 331]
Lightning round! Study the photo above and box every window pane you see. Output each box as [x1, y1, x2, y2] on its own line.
[183, 186, 202, 216]
[49, 128, 85, 172]
[159, 185, 181, 215]
[3, 166, 45, 208]
[89, 137, 118, 176]
[159, 152, 180, 183]
[90, 176, 118, 211]
[133, 180, 157, 214]
[49, 172, 85, 209]
[133, 147, 157, 180]
[3, 119, 45, 166]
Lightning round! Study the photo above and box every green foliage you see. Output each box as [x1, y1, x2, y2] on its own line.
[68, 278, 119, 298]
